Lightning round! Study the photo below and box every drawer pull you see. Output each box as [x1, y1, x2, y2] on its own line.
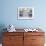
[9, 38, 13, 40]
[9, 38, 12, 40]
[32, 39, 36, 40]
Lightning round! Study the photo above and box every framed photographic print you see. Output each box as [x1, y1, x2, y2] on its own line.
[17, 7, 34, 19]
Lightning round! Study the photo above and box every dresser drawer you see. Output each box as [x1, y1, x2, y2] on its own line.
[24, 32, 45, 36]
[3, 32, 23, 36]
[3, 44, 15, 46]
[3, 35, 23, 44]
[31, 36, 45, 44]
[31, 44, 44, 46]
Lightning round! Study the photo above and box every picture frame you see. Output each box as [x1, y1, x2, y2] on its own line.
[17, 7, 34, 19]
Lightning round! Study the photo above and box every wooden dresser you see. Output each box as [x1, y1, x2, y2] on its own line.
[2, 32, 45, 46]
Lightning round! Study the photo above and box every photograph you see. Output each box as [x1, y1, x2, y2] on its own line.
[17, 7, 34, 19]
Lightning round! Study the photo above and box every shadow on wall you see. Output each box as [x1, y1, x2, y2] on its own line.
[0, 24, 7, 43]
